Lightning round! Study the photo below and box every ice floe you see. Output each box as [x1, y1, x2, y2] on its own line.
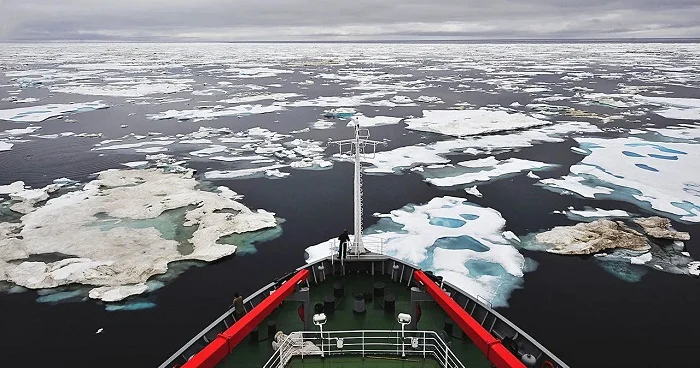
[0, 101, 108, 123]
[405, 109, 551, 137]
[0, 169, 277, 302]
[421, 158, 557, 187]
[148, 104, 284, 122]
[521, 215, 697, 281]
[540, 137, 700, 222]
[634, 96, 700, 120]
[50, 80, 192, 97]
[347, 115, 403, 127]
[306, 197, 532, 307]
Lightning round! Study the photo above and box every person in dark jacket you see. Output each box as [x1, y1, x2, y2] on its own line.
[233, 292, 245, 319]
[338, 229, 350, 259]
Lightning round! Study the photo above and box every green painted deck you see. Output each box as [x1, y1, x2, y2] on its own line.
[218, 272, 491, 368]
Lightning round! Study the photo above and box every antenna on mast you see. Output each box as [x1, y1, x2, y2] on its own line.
[328, 117, 387, 256]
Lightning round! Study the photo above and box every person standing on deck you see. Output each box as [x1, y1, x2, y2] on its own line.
[338, 229, 350, 259]
[233, 292, 245, 319]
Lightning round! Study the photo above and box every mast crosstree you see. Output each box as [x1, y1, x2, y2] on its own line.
[328, 119, 387, 255]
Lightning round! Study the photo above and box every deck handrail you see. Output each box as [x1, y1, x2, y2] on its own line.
[262, 330, 466, 368]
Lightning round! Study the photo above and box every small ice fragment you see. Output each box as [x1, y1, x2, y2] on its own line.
[630, 252, 652, 265]
[654, 265, 663, 270]
[502, 231, 520, 242]
[96, 328, 104, 334]
[464, 186, 483, 198]
[570, 146, 588, 155]
[120, 125, 128, 128]
[681, 251, 691, 257]
[526, 171, 540, 179]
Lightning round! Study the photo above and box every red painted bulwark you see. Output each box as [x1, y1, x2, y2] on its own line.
[182, 269, 310, 368]
[413, 270, 526, 368]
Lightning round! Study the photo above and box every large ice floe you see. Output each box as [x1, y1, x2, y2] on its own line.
[356, 122, 599, 175]
[404, 109, 551, 137]
[521, 216, 696, 282]
[419, 157, 557, 187]
[0, 101, 108, 123]
[634, 96, 700, 120]
[305, 197, 532, 307]
[538, 137, 700, 222]
[0, 169, 277, 302]
[147, 104, 284, 122]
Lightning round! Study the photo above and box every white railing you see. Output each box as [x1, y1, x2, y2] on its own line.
[329, 236, 386, 266]
[263, 330, 465, 368]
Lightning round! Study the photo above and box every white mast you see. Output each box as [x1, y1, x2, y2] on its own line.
[329, 118, 386, 255]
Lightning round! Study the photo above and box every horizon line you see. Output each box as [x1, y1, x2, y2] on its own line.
[2, 37, 700, 44]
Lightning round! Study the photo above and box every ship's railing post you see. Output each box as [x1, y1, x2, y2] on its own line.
[362, 331, 365, 357]
[423, 331, 426, 358]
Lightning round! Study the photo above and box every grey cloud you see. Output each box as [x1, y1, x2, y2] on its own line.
[1, 0, 699, 41]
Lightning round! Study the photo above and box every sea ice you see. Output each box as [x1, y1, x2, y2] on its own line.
[539, 175, 614, 199]
[546, 137, 700, 222]
[0, 142, 13, 151]
[0, 169, 277, 301]
[464, 186, 483, 198]
[422, 158, 557, 187]
[634, 96, 700, 120]
[404, 109, 551, 137]
[148, 104, 284, 122]
[0, 101, 108, 123]
[205, 164, 289, 179]
[305, 197, 531, 307]
[565, 208, 631, 219]
[50, 81, 191, 97]
[219, 93, 301, 104]
[347, 115, 403, 127]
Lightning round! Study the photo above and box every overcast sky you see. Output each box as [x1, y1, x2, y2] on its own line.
[1, 0, 699, 41]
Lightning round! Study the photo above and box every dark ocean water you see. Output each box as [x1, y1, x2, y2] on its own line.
[0, 43, 699, 368]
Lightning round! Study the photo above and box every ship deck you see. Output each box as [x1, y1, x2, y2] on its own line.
[218, 271, 491, 368]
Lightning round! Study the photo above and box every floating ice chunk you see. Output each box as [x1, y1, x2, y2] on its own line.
[88, 284, 149, 302]
[192, 88, 227, 96]
[179, 139, 213, 144]
[205, 164, 289, 179]
[523, 87, 550, 93]
[0, 181, 26, 195]
[424, 158, 556, 187]
[148, 104, 284, 122]
[0, 141, 13, 151]
[210, 155, 267, 162]
[265, 169, 290, 178]
[1, 126, 42, 137]
[0, 101, 108, 123]
[347, 115, 402, 127]
[502, 231, 520, 242]
[95, 141, 175, 151]
[465, 186, 482, 198]
[122, 161, 149, 168]
[584, 93, 637, 108]
[189, 145, 227, 157]
[51, 82, 190, 97]
[630, 252, 652, 265]
[539, 175, 614, 199]
[360, 144, 450, 174]
[526, 171, 540, 179]
[13, 98, 40, 104]
[323, 108, 356, 119]
[390, 95, 413, 104]
[570, 146, 588, 155]
[648, 124, 700, 140]
[689, 261, 700, 276]
[310, 120, 335, 130]
[405, 109, 551, 137]
[567, 208, 630, 219]
[219, 93, 301, 104]
[0, 169, 277, 294]
[566, 137, 700, 222]
[633, 96, 700, 120]
[305, 196, 529, 307]
[415, 96, 443, 104]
